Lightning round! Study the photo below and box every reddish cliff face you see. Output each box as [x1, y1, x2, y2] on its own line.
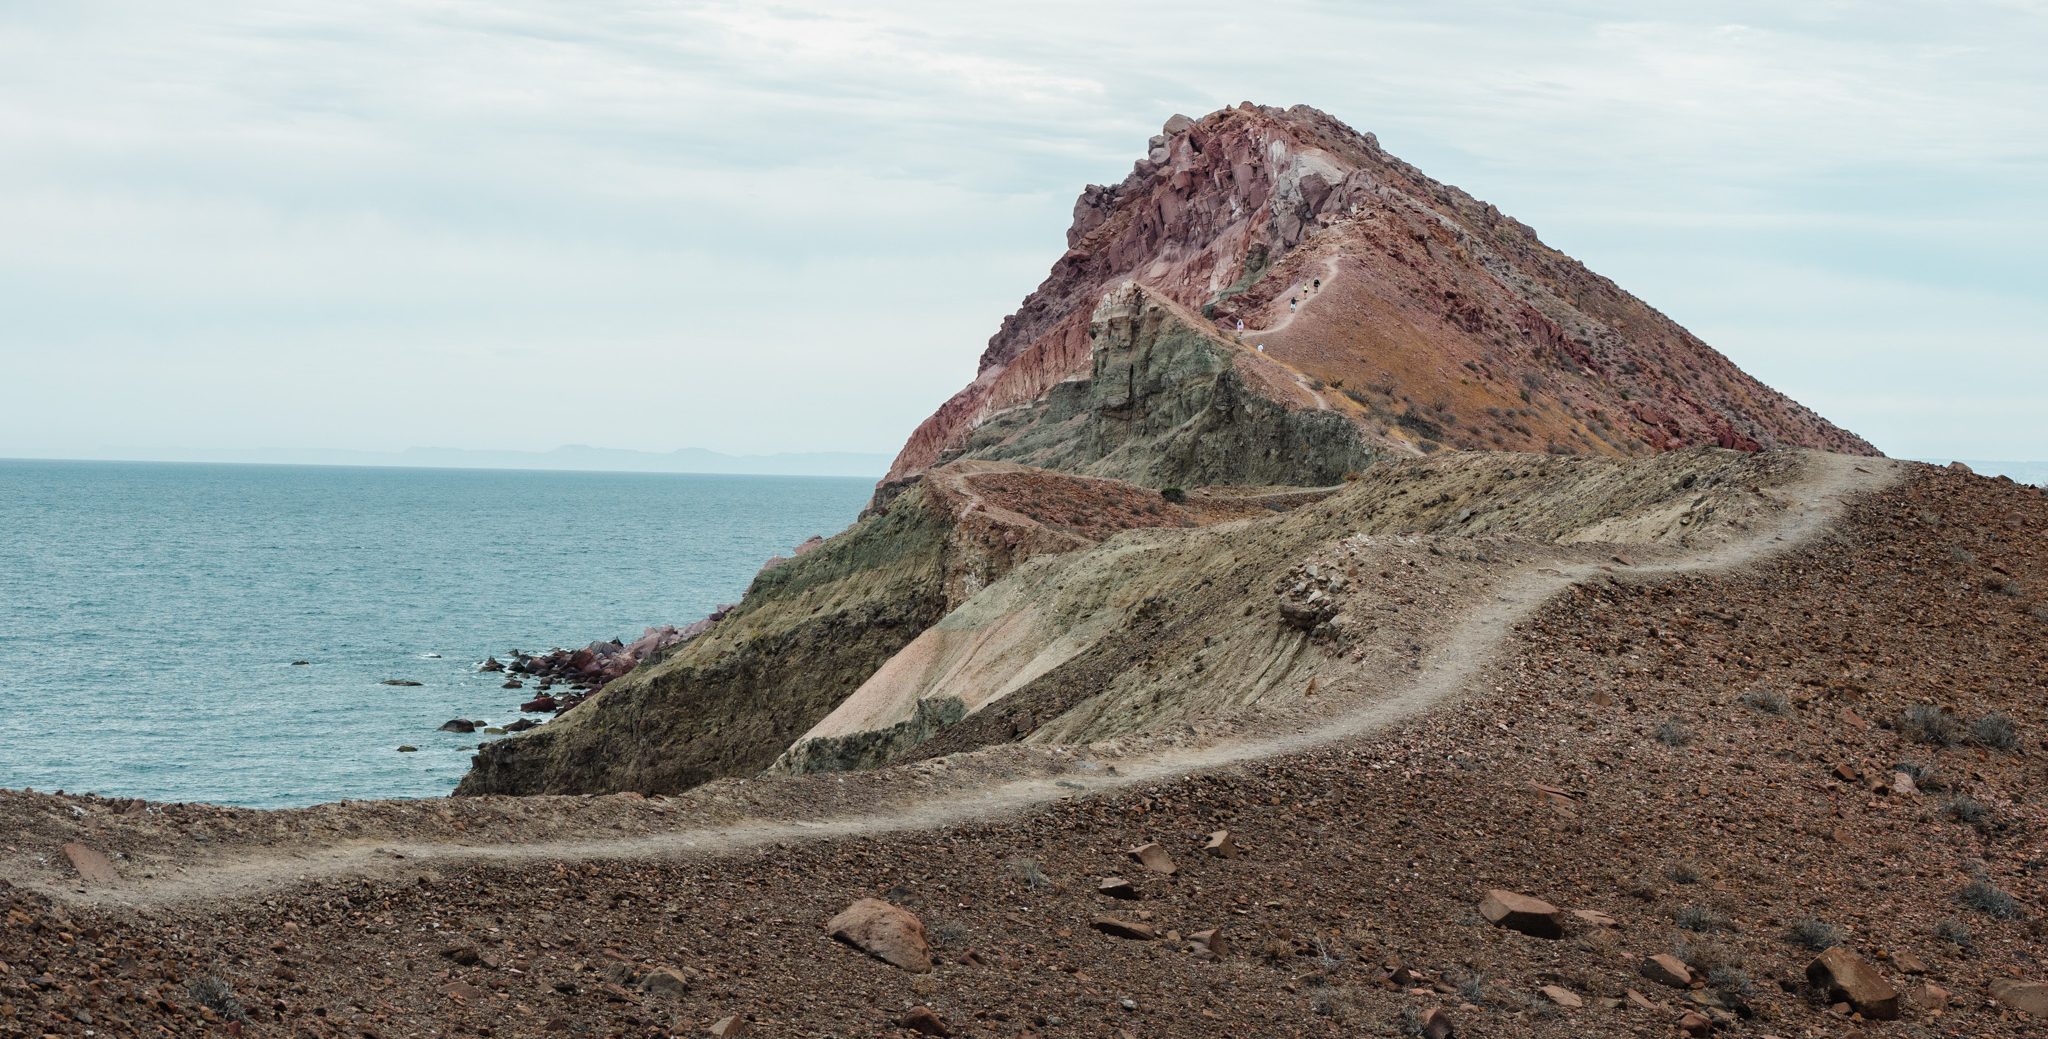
[882, 103, 1875, 490]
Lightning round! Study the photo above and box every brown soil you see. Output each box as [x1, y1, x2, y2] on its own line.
[6, 463, 2045, 1037]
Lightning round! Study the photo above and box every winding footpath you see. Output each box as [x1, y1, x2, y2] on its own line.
[18, 453, 1900, 910]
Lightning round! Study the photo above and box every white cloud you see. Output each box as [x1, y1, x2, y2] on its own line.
[0, 0, 2041, 459]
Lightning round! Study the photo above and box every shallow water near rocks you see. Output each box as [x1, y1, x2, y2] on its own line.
[0, 459, 869, 807]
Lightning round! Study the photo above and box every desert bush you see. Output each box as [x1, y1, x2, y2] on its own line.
[1655, 718, 1695, 747]
[1971, 713, 2018, 751]
[1667, 862, 1702, 885]
[1945, 796, 1989, 826]
[1934, 917, 1975, 953]
[1009, 857, 1051, 890]
[1160, 487, 1187, 504]
[1902, 704, 1963, 746]
[1948, 546, 1976, 564]
[1455, 972, 1489, 1005]
[1785, 917, 1845, 950]
[1959, 880, 2022, 920]
[187, 976, 246, 1021]
[1677, 904, 1731, 932]
[1741, 690, 1790, 715]
[1708, 965, 1757, 1000]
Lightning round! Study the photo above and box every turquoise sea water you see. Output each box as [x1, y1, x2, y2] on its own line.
[0, 460, 871, 808]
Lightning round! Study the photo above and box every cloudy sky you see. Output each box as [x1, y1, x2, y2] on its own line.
[2, 1, 2042, 464]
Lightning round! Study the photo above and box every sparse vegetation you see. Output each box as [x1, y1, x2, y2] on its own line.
[187, 976, 246, 1022]
[1655, 718, 1695, 747]
[1667, 862, 1702, 885]
[933, 920, 971, 947]
[1947, 546, 1976, 564]
[1785, 917, 1844, 950]
[1934, 917, 1976, 953]
[1160, 487, 1187, 504]
[1009, 857, 1051, 890]
[1959, 879, 2022, 919]
[1902, 704, 1963, 746]
[1707, 965, 1756, 1001]
[1740, 689, 1790, 715]
[1676, 904, 1731, 932]
[1455, 972, 1488, 1005]
[1945, 796, 1989, 826]
[1971, 712, 2018, 751]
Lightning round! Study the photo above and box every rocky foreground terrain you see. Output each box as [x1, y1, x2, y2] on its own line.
[4, 105, 2043, 1038]
[0, 460, 2044, 1038]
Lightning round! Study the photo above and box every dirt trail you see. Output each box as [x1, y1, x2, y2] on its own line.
[20, 453, 1899, 910]
[1243, 253, 1341, 338]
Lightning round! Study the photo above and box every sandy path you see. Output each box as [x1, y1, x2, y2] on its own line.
[26, 453, 1899, 909]
[1243, 254, 1341, 338]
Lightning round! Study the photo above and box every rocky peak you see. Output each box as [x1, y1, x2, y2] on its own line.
[881, 103, 1875, 497]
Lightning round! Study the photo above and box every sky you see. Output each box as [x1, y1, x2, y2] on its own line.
[1, 1, 2043, 464]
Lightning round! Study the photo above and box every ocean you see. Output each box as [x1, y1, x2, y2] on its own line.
[0, 459, 872, 808]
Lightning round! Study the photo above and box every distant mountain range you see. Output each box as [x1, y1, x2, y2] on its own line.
[10, 445, 891, 478]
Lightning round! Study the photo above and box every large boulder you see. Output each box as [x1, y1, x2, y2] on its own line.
[1992, 979, 2048, 1017]
[1478, 889, 1564, 939]
[824, 898, 932, 973]
[1806, 947, 1899, 1020]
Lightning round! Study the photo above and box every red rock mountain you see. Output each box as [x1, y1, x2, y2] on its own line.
[883, 103, 1875, 490]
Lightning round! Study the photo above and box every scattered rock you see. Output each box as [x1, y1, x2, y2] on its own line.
[1127, 842, 1176, 875]
[1626, 988, 1659, 1010]
[898, 1006, 953, 1036]
[1641, 953, 1693, 988]
[636, 967, 692, 998]
[1571, 908, 1619, 928]
[1202, 830, 1238, 858]
[1912, 981, 1949, 1008]
[504, 718, 540, 733]
[396, 745, 418, 753]
[439, 945, 483, 966]
[480, 657, 505, 672]
[1097, 876, 1139, 900]
[1891, 950, 1928, 974]
[1676, 1009, 1714, 1036]
[1806, 947, 1899, 1020]
[1091, 916, 1155, 940]
[1419, 1006, 1455, 1039]
[1186, 928, 1226, 956]
[289, 660, 310, 666]
[1477, 889, 1564, 939]
[707, 1016, 748, 1037]
[381, 679, 422, 687]
[1539, 985, 1583, 1008]
[441, 980, 489, 1002]
[520, 695, 558, 713]
[439, 719, 477, 733]
[824, 898, 933, 973]
[1991, 978, 2048, 1017]
[60, 843, 119, 885]
[502, 679, 524, 690]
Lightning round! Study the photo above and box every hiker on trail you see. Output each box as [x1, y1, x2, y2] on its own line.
[1289, 297, 1298, 312]
[1234, 317, 1245, 342]
[1256, 342, 1265, 353]
[1313, 277, 1321, 292]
